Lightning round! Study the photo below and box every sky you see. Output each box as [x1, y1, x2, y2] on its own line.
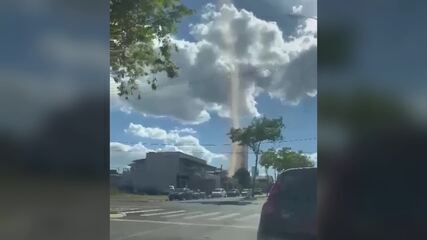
[110, 0, 317, 173]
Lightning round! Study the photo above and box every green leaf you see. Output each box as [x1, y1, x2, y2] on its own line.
[110, 0, 193, 98]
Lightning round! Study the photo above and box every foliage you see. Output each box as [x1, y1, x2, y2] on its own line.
[229, 117, 284, 196]
[232, 168, 251, 188]
[229, 117, 284, 154]
[222, 176, 240, 190]
[110, 0, 193, 98]
[260, 148, 277, 176]
[261, 147, 314, 173]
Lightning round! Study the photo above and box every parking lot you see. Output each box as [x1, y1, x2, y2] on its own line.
[110, 197, 265, 240]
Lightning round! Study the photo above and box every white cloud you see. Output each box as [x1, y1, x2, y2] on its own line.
[113, 3, 316, 124]
[292, 5, 303, 15]
[110, 142, 154, 170]
[125, 123, 226, 163]
[305, 152, 317, 166]
[171, 127, 197, 135]
[126, 123, 169, 140]
[265, 0, 317, 19]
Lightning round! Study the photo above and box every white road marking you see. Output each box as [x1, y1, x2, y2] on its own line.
[140, 210, 186, 217]
[123, 209, 164, 214]
[208, 213, 241, 221]
[116, 208, 140, 212]
[235, 213, 260, 221]
[184, 211, 221, 219]
[162, 211, 203, 218]
[111, 218, 257, 230]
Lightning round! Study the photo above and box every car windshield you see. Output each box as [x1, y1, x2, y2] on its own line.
[213, 188, 223, 191]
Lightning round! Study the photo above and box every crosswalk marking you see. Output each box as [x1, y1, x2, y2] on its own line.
[123, 209, 163, 214]
[208, 213, 241, 221]
[184, 212, 221, 220]
[162, 211, 203, 218]
[118, 208, 139, 212]
[235, 213, 260, 221]
[112, 218, 258, 230]
[140, 210, 186, 217]
[126, 209, 260, 222]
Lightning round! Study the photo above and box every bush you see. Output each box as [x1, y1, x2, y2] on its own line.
[233, 168, 251, 188]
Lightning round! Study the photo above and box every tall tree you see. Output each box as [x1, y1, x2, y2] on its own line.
[274, 147, 314, 172]
[261, 147, 314, 180]
[260, 148, 277, 178]
[229, 117, 284, 196]
[232, 168, 251, 189]
[110, 0, 193, 98]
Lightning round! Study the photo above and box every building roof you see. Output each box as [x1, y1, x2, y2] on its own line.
[177, 152, 207, 165]
[128, 158, 145, 167]
[129, 151, 214, 168]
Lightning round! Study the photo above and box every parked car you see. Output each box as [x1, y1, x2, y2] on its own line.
[211, 188, 227, 198]
[168, 188, 194, 201]
[192, 189, 207, 199]
[226, 189, 240, 197]
[199, 191, 207, 199]
[241, 188, 252, 197]
[254, 188, 263, 195]
[258, 167, 317, 240]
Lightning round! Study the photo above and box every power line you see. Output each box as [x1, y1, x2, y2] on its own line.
[111, 150, 314, 155]
[111, 137, 316, 147]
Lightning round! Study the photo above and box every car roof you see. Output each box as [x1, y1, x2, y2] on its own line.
[277, 167, 316, 179]
[281, 167, 316, 174]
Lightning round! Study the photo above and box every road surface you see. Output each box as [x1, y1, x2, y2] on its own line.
[110, 198, 265, 240]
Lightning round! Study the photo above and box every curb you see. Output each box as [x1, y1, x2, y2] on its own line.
[178, 197, 250, 205]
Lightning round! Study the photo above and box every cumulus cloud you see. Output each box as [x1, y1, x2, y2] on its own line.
[125, 123, 226, 162]
[110, 142, 154, 170]
[171, 127, 197, 135]
[292, 5, 303, 15]
[113, 3, 316, 124]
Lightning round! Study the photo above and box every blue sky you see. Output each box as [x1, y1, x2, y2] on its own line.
[110, 0, 317, 172]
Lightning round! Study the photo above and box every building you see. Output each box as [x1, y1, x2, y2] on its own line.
[129, 152, 221, 194]
[110, 169, 132, 192]
[228, 143, 248, 177]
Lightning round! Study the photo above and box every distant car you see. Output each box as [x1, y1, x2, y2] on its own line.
[211, 188, 227, 198]
[168, 188, 193, 201]
[241, 188, 252, 197]
[226, 189, 240, 197]
[192, 189, 207, 199]
[254, 188, 263, 195]
[258, 167, 317, 240]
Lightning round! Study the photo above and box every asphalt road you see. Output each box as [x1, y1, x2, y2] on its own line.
[110, 198, 265, 240]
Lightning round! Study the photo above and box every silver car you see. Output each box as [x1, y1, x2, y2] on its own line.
[211, 188, 227, 198]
